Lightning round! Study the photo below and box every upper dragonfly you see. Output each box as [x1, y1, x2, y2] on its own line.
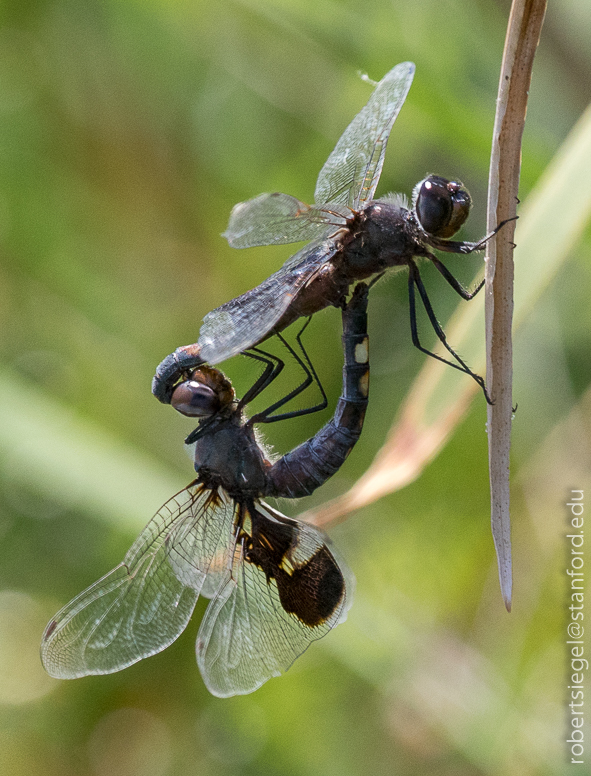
[154, 61, 492, 404]
[42, 285, 370, 698]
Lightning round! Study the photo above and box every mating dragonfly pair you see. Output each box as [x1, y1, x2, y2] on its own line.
[42, 62, 493, 697]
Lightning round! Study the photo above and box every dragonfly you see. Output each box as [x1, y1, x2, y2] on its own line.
[41, 284, 370, 698]
[154, 61, 501, 406]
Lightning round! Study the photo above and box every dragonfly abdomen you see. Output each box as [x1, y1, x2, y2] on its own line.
[265, 283, 369, 499]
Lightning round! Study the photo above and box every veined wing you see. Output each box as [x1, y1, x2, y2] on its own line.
[41, 483, 237, 679]
[196, 501, 354, 698]
[223, 192, 350, 248]
[198, 235, 339, 364]
[314, 61, 415, 210]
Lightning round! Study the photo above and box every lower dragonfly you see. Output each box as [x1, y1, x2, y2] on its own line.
[41, 283, 370, 698]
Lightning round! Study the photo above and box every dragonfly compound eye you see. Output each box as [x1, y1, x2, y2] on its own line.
[171, 381, 220, 417]
[414, 175, 471, 238]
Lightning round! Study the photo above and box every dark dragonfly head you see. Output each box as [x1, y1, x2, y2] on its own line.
[412, 174, 472, 239]
[171, 366, 237, 445]
[171, 365, 235, 418]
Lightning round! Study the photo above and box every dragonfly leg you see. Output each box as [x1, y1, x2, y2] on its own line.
[426, 216, 517, 255]
[237, 349, 285, 409]
[429, 255, 484, 300]
[407, 261, 491, 404]
[247, 320, 328, 425]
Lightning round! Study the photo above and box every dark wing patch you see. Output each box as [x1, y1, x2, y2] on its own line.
[276, 545, 345, 626]
[196, 501, 354, 697]
[245, 506, 345, 627]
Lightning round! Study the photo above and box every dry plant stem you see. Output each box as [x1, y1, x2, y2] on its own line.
[486, 0, 547, 612]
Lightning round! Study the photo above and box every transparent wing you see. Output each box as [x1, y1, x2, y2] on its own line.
[41, 483, 237, 679]
[198, 235, 338, 364]
[196, 502, 354, 698]
[223, 192, 349, 248]
[314, 61, 415, 209]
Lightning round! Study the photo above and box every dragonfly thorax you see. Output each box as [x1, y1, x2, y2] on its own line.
[193, 421, 270, 496]
[340, 199, 425, 274]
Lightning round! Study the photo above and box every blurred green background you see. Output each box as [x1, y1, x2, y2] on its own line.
[0, 0, 590, 774]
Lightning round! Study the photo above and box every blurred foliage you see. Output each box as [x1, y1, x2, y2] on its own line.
[0, 1, 590, 775]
